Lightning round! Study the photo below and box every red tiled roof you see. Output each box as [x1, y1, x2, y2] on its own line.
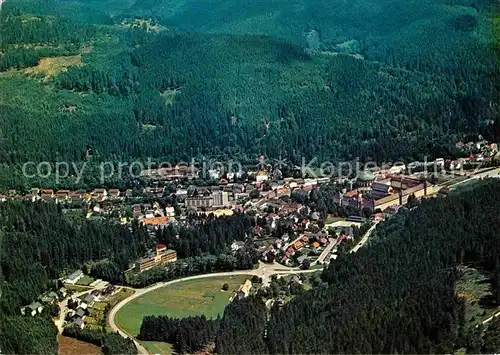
[345, 190, 358, 198]
[142, 216, 168, 226]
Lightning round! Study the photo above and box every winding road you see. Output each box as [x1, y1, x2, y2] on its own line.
[108, 261, 320, 354]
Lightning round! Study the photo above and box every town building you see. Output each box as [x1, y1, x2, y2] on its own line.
[108, 189, 121, 199]
[92, 189, 107, 201]
[22, 302, 43, 316]
[73, 317, 85, 329]
[135, 244, 177, 272]
[235, 280, 253, 300]
[212, 191, 229, 207]
[356, 170, 375, 192]
[370, 179, 393, 199]
[185, 195, 213, 208]
[140, 216, 168, 228]
[59, 287, 68, 298]
[141, 165, 198, 180]
[55, 190, 70, 200]
[64, 270, 84, 284]
[165, 206, 176, 217]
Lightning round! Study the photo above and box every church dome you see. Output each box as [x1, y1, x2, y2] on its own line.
[357, 170, 375, 182]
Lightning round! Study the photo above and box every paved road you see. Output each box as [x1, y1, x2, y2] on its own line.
[481, 309, 500, 325]
[55, 283, 109, 334]
[350, 222, 378, 254]
[55, 288, 94, 333]
[314, 237, 337, 265]
[108, 262, 317, 354]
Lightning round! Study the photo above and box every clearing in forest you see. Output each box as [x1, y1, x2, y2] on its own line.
[25, 55, 83, 80]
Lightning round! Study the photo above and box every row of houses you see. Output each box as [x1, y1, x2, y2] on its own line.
[66, 285, 117, 330]
[20, 287, 67, 316]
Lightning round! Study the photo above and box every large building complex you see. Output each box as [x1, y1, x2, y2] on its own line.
[185, 191, 229, 209]
[135, 244, 177, 272]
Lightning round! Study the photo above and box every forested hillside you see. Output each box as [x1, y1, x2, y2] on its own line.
[0, 201, 150, 353]
[209, 179, 500, 353]
[0, 0, 499, 190]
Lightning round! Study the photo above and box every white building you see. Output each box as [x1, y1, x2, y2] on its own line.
[213, 191, 229, 207]
[21, 302, 43, 316]
[64, 270, 84, 284]
[256, 171, 269, 182]
[165, 206, 175, 217]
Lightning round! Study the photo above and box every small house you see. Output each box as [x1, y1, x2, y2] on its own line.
[82, 293, 95, 306]
[75, 307, 86, 318]
[73, 317, 85, 329]
[28, 302, 43, 316]
[236, 280, 253, 300]
[59, 287, 67, 298]
[64, 270, 84, 284]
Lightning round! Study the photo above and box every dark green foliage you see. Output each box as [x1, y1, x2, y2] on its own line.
[215, 296, 268, 354]
[90, 259, 125, 284]
[0, 315, 58, 354]
[63, 326, 137, 355]
[263, 179, 500, 353]
[102, 332, 137, 355]
[0, 0, 498, 186]
[156, 213, 252, 257]
[139, 314, 219, 354]
[0, 201, 151, 314]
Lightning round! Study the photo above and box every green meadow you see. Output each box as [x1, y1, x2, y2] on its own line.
[115, 275, 251, 337]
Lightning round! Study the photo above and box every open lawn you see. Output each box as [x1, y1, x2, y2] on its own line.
[92, 302, 107, 311]
[115, 275, 251, 336]
[75, 275, 95, 286]
[456, 265, 500, 328]
[143, 341, 175, 355]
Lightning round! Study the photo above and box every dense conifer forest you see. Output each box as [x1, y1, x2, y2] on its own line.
[1, 0, 500, 353]
[139, 314, 219, 353]
[126, 180, 500, 354]
[0, 0, 499, 189]
[206, 179, 500, 353]
[0, 201, 150, 353]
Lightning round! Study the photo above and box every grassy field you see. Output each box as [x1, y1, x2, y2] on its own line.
[115, 275, 252, 336]
[325, 216, 345, 224]
[24, 55, 83, 80]
[143, 341, 175, 355]
[92, 302, 107, 311]
[75, 275, 95, 286]
[456, 265, 500, 328]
